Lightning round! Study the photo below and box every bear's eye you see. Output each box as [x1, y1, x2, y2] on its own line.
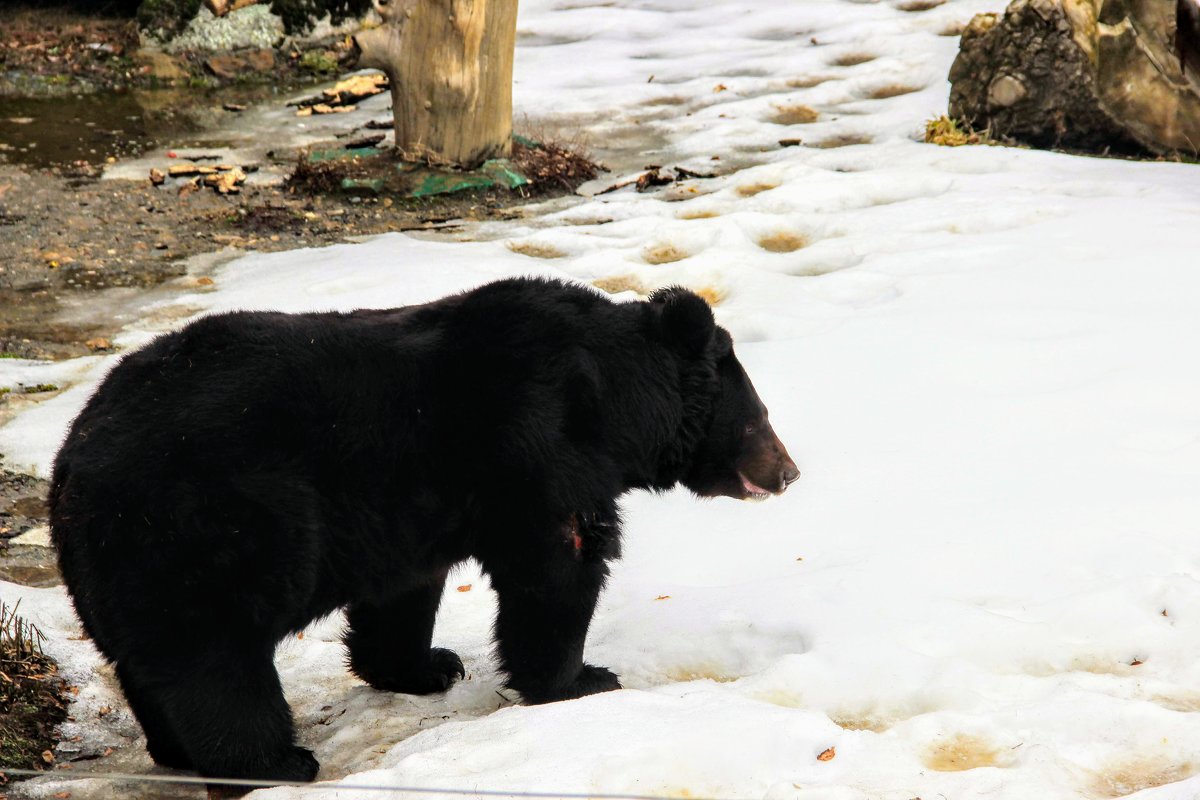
[744, 423, 756, 436]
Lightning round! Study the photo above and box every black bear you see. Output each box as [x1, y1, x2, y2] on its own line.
[50, 277, 798, 787]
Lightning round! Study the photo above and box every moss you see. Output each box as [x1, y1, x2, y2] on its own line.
[299, 50, 339, 73]
[924, 115, 991, 146]
[137, 0, 202, 39]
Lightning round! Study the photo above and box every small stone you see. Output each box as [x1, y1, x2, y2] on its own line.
[987, 74, 1027, 107]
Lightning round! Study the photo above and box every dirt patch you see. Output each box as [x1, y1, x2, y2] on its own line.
[0, 469, 49, 543]
[814, 133, 874, 148]
[770, 104, 820, 125]
[663, 664, 739, 683]
[923, 734, 1012, 772]
[284, 139, 600, 204]
[736, 182, 778, 197]
[0, 468, 57, 589]
[757, 230, 809, 252]
[0, 601, 70, 775]
[831, 52, 877, 67]
[642, 243, 691, 264]
[593, 275, 652, 296]
[676, 208, 719, 220]
[507, 241, 567, 259]
[787, 75, 833, 89]
[1092, 757, 1195, 797]
[830, 712, 893, 732]
[0, 8, 140, 95]
[867, 84, 924, 99]
[0, 139, 589, 360]
[510, 140, 602, 192]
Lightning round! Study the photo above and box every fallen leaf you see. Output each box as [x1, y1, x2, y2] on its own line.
[817, 746, 836, 761]
[456, 584, 472, 592]
[41, 750, 54, 764]
[97, 706, 112, 717]
[655, 595, 671, 601]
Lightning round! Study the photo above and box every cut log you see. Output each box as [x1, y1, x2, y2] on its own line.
[351, 0, 519, 167]
[949, 0, 1200, 154]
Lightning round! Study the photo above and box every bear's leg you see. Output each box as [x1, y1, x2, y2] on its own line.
[344, 572, 465, 694]
[489, 562, 621, 704]
[114, 663, 192, 770]
[158, 644, 319, 786]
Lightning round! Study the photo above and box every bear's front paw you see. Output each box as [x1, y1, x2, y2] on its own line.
[522, 663, 622, 704]
[354, 647, 465, 695]
[572, 663, 621, 698]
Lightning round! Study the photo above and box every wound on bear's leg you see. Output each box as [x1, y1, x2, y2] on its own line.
[567, 513, 583, 555]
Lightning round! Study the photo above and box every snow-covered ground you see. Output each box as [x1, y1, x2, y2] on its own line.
[4, 0, 1200, 798]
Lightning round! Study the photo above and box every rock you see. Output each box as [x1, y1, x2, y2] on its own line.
[165, 5, 285, 53]
[204, 49, 275, 79]
[949, 0, 1200, 154]
[132, 49, 189, 81]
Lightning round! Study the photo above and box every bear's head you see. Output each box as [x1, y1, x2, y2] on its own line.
[651, 287, 800, 501]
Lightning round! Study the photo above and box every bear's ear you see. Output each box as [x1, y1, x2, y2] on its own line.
[649, 286, 715, 355]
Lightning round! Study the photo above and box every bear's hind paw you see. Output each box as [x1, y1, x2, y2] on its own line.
[355, 647, 465, 695]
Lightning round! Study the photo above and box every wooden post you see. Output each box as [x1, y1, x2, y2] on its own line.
[353, 0, 519, 167]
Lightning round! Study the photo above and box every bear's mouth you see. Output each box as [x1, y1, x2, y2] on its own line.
[738, 473, 772, 502]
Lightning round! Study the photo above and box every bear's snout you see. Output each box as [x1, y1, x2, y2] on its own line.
[738, 425, 799, 500]
[781, 460, 801, 489]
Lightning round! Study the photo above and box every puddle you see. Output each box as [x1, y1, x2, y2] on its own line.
[0, 544, 61, 588]
[0, 84, 309, 169]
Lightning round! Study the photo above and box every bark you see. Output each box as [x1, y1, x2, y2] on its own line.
[352, 0, 519, 167]
[949, 0, 1200, 154]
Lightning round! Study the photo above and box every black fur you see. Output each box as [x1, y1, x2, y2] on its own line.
[49, 277, 797, 786]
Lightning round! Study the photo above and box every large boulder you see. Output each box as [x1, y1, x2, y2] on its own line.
[949, 0, 1200, 155]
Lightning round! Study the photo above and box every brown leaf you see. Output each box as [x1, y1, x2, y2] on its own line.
[456, 584, 472, 592]
[41, 750, 54, 764]
[817, 746, 836, 761]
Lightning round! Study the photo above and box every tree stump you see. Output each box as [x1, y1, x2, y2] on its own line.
[352, 0, 519, 167]
[949, 0, 1200, 155]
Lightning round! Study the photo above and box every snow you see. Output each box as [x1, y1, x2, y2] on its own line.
[4, 0, 1200, 798]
